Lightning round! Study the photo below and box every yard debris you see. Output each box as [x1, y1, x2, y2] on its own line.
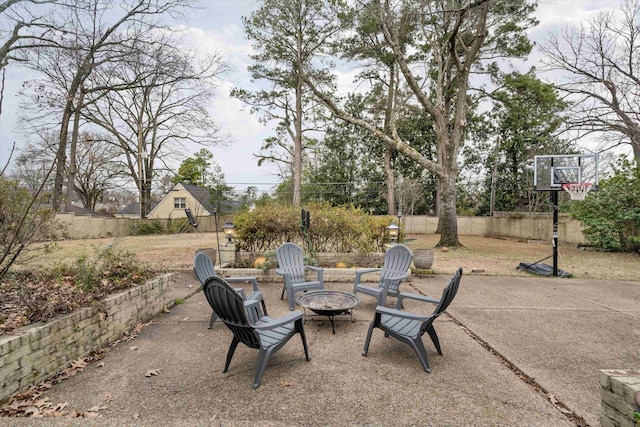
[0, 353, 106, 418]
[145, 368, 162, 377]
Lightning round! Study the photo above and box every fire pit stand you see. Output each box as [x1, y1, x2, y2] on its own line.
[295, 290, 362, 334]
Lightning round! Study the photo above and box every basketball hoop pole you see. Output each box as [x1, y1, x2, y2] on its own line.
[551, 190, 559, 277]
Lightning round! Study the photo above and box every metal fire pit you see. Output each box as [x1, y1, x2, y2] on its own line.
[295, 290, 361, 334]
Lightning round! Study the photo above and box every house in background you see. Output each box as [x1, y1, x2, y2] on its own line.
[115, 201, 159, 218]
[146, 182, 216, 220]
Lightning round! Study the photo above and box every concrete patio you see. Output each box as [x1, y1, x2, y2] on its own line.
[5, 271, 640, 426]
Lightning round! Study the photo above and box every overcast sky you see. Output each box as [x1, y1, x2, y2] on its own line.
[0, 0, 617, 195]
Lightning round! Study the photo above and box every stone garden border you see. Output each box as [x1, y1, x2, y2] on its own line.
[599, 369, 640, 427]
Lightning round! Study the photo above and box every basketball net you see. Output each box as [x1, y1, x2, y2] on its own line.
[561, 183, 592, 201]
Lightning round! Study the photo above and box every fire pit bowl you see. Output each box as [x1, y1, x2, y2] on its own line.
[295, 290, 361, 334]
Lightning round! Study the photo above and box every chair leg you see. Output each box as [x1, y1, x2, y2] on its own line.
[280, 284, 286, 300]
[296, 319, 311, 361]
[409, 338, 431, 373]
[287, 286, 295, 311]
[427, 326, 443, 355]
[362, 314, 379, 356]
[208, 311, 218, 329]
[253, 348, 271, 389]
[223, 337, 240, 373]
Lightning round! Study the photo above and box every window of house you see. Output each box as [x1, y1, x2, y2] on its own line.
[174, 197, 186, 209]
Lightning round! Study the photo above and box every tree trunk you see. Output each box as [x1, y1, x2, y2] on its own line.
[64, 90, 84, 213]
[293, 78, 303, 207]
[53, 109, 72, 212]
[383, 63, 396, 215]
[437, 171, 460, 247]
[384, 146, 395, 214]
[633, 136, 640, 170]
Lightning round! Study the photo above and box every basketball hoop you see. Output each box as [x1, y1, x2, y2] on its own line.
[561, 183, 592, 201]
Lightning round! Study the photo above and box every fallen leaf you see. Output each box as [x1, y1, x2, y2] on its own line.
[145, 369, 162, 377]
[133, 413, 140, 419]
[71, 359, 88, 370]
[163, 307, 170, 313]
[129, 346, 137, 351]
[182, 317, 189, 321]
[278, 380, 294, 387]
[96, 362, 105, 368]
[197, 333, 203, 337]
[87, 404, 108, 412]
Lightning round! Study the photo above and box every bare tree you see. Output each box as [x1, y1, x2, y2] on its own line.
[73, 132, 124, 210]
[541, 0, 640, 168]
[82, 43, 226, 217]
[21, 0, 196, 212]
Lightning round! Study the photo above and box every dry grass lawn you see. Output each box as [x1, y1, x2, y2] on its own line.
[19, 232, 639, 282]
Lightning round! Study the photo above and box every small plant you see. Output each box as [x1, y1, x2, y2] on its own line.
[632, 410, 640, 424]
[174, 298, 185, 305]
[254, 251, 277, 272]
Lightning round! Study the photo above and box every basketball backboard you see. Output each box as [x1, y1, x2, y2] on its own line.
[533, 154, 599, 192]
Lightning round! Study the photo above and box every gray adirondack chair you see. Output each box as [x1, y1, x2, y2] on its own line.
[194, 252, 267, 327]
[354, 244, 413, 304]
[203, 276, 311, 389]
[275, 243, 324, 310]
[363, 268, 463, 373]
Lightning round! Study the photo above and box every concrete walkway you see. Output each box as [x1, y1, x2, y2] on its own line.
[5, 272, 640, 426]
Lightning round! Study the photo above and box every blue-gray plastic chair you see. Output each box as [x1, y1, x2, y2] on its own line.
[363, 268, 463, 373]
[275, 243, 324, 311]
[354, 244, 413, 304]
[194, 252, 266, 327]
[203, 276, 311, 389]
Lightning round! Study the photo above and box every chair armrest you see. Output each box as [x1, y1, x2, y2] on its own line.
[305, 265, 323, 282]
[376, 306, 432, 322]
[397, 292, 440, 304]
[396, 292, 439, 309]
[226, 276, 260, 292]
[355, 268, 381, 283]
[233, 287, 247, 299]
[253, 311, 304, 330]
[244, 299, 263, 323]
[382, 272, 411, 282]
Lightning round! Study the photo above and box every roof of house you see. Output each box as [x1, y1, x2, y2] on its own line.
[181, 183, 215, 214]
[64, 205, 115, 217]
[118, 201, 158, 216]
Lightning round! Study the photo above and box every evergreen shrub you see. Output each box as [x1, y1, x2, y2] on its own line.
[233, 202, 395, 253]
[571, 159, 640, 252]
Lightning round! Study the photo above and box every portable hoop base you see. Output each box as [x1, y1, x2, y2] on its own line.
[562, 183, 592, 201]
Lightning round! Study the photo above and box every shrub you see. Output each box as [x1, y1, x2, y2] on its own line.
[571, 159, 640, 252]
[0, 177, 57, 281]
[234, 202, 395, 253]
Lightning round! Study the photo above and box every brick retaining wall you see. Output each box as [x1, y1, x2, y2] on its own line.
[599, 369, 640, 427]
[0, 273, 175, 403]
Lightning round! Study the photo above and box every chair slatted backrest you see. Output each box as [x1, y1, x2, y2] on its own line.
[275, 243, 306, 283]
[194, 252, 217, 286]
[203, 277, 261, 349]
[432, 268, 463, 318]
[380, 244, 413, 293]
